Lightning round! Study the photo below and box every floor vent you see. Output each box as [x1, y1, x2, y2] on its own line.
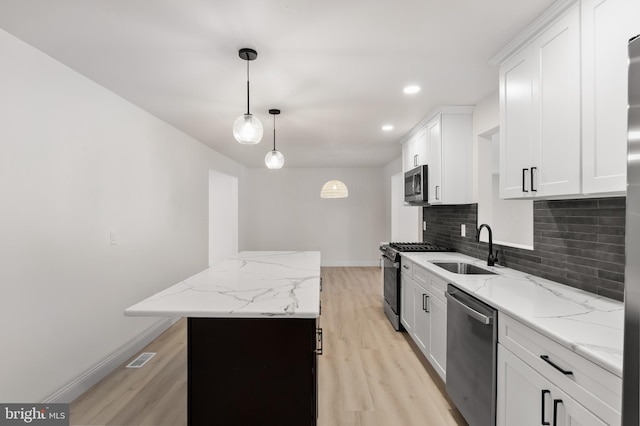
[126, 352, 156, 369]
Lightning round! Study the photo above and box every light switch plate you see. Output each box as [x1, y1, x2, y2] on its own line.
[423, 221, 427, 231]
[461, 224, 466, 237]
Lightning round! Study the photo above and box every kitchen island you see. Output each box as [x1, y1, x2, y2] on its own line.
[125, 251, 322, 426]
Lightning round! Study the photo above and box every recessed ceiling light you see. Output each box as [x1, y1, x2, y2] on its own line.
[382, 125, 394, 131]
[403, 85, 421, 94]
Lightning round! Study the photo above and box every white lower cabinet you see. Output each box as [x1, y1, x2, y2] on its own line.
[400, 258, 447, 381]
[498, 344, 607, 426]
[412, 282, 430, 353]
[498, 313, 621, 425]
[426, 293, 447, 378]
[400, 267, 415, 333]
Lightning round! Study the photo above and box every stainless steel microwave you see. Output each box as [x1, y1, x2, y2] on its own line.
[404, 165, 428, 204]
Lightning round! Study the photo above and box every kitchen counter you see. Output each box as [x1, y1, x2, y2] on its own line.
[401, 252, 624, 378]
[124, 250, 321, 319]
[125, 250, 322, 425]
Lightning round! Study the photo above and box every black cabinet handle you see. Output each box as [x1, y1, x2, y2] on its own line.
[541, 390, 550, 425]
[435, 185, 440, 200]
[540, 355, 573, 375]
[315, 328, 323, 355]
[531, 166, 537, 192]
[553, 399, 563, 426]
[522, 168, 529, 192]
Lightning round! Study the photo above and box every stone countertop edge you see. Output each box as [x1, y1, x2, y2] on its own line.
[401, 251, 624, 378]
[124, 251, 322, 319]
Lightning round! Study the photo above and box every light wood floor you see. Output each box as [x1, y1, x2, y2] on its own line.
[70, 267, 467, 426]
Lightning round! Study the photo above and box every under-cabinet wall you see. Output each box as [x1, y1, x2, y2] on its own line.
[422, 197, 625, 301]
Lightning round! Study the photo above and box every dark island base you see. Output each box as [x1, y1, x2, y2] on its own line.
[188, 317, 318, 426]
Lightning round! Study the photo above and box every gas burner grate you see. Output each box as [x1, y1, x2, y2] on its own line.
[388, 242, 454, 252]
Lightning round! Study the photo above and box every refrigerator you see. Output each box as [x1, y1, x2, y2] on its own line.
[623, 34, 640, 426]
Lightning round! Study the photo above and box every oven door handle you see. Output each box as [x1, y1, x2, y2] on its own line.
[445, 291, 492, 325]
[381, 254, 400, 268]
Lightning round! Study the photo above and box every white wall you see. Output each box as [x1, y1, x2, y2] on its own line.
[383, 156, 402, 239]
[474, 90, 533, 249]
[209, 170, 239, 265]
[391, 172, 421, 241]
[243, 168, 387, 266]
[472, 91, 500, 202]
[0, 29, 246, 402]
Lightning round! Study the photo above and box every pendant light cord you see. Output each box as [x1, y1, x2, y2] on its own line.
[246, 60, 250, 115]
[273, 114, 276, 150]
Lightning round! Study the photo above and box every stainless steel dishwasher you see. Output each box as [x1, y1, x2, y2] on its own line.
[445, 284, 498, 426]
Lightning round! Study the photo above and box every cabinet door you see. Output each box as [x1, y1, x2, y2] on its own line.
[400, 274, 414, 332]
[497, 344, 549, 426]
[582, 0, 640, 194]
[415, 129, 429, 168]
[499, 45, 535, 199]
[497, 345, 608, 426]
[532, 3, 581, 197]
[427, 117, 443, 204]
[413, 283, 430, 355]
[402, 139, 415, 174]
[427, 291, 446, 381]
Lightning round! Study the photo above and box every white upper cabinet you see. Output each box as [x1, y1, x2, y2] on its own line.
[581, 0, 640, 194]
[533, 5, 582, 197]
[427, 118, 443, 204]
[402, 130, 428, 174]
[426, 107, 474, 205]
[402, 106, 473, 205]
[499, 45, 535, 199]
[499, 2, 581, 199]
[495, 0, 639, 199]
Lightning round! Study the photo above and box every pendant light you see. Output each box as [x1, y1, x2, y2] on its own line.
[265, 109, 285, 169]
[233, 48, 263, 144]
[320, 180, 349, 198]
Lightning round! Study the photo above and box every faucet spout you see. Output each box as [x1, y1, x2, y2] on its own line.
[477, 224, 498, 267]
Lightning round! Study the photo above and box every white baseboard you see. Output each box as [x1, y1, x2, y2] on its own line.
[43, 317, 178, 404]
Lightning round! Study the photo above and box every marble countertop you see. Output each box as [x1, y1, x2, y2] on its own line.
[401, 252, 624, 378]
[125, 251, 321, 319]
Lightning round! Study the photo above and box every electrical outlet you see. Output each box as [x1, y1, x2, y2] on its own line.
[461, 224, 466, 237]
[423, 221, 427, 231]
[109, 229, 118, 245]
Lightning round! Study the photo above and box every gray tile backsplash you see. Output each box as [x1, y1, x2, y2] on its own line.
[422, 197, 626, 301]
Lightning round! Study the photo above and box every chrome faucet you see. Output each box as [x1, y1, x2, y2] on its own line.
[477, 224, 498, 267]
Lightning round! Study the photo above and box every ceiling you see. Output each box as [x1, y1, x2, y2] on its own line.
[0, 0, 555, 168]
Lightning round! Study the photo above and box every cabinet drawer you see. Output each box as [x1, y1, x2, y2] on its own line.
[413, 263, 428, 287]
[428, 273, 447, 303]
[413, 264, 448, 303]
[499, 312, 621, 424]
[400, 259, 413, 276]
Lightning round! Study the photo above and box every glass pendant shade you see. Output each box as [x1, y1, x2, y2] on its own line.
[233, 48, 263, 144]
[265, 108, 284, 169]
[233, 113, 263, 144]
[320, 180, 349, 198]
[265, 150, 285, 169]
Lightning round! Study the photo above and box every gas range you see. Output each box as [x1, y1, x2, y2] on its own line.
[380, 241, 454, 331]
[380, 241, 454, 261]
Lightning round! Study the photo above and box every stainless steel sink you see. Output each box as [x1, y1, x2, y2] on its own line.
[432, 262, 496, 275]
